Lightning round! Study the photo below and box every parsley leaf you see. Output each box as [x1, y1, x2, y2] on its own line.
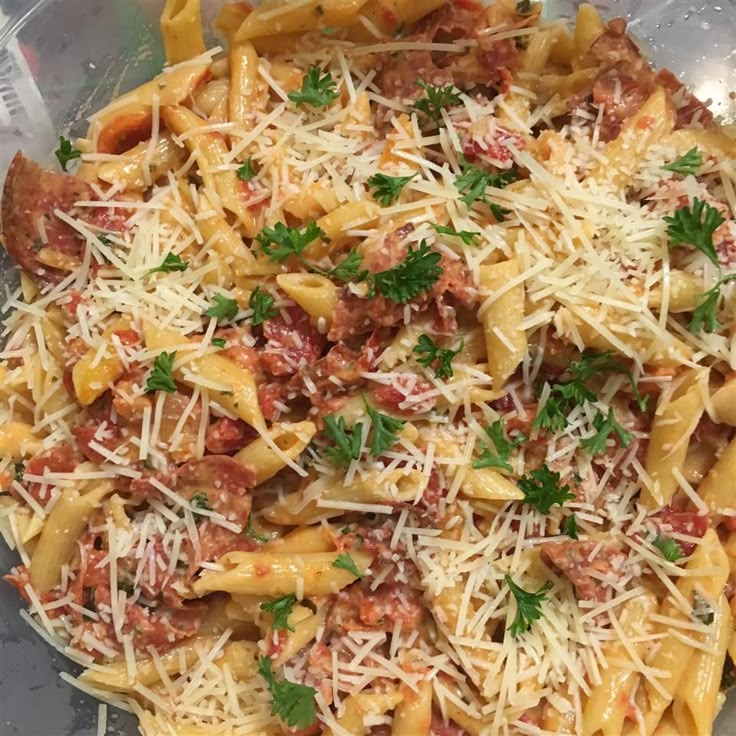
[13, 462, 25, 483]
[245, 515, 269, 543]
[211, 338, 227, 349]
[147, 252, 189, 276]
[256, 222, 324, 263]
[472, 419, 525, 473]
[237, 158, 257, 181]
[190, 493, 212, 513]
[664, 198, 725, 266]
[505, 574, 552, 637]
[145, 351, 177, 393]
[258, 656, 317, 729]
[413, 334, 462, 379]
[411, 80, 462, 127]
[55, 136, 82, 171]
[562, 514, 579, 540]
[332, 552, 363, 579]
[580, 408, 634, 456]
[431, 223, 480, 246]
[318, 249, 369, 283]
[365, 401, 405, 456]
[205, 294, 240, 324]
[249, 286, 278, 326]
[287, 66, 339, 107]
[652, 533, 683, 562]
[323, 414, 363, 467]
[260, 594, 297, 632]
[533, 396, 569, 432]
[454, 157, 517, 207]
[368, 172, 416, 206]
[662, 147, 702, 176]
[369, 240, 442, 303]
[517, 466, 575, 514]
[489, 202, 512, 222]
[689, 274, 736, 333]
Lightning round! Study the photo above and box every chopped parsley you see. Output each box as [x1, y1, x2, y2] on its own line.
[579, 408, 634, 456]
[256, 222, 324, 263]
[323, 414, 363, 467]
[652, 534, 684, 562]
[369, 240, 442, 304]
[454, 157, 517, 207]
[211, 338, 227, 349]
[367, 172, 416, 206]
[258, 656, 317, 729]
[249, 286, 278, 326]
[413, 334, 463, 379]
[245, 515, 269, 543]
[237, 158, 257, 181]
[190, 493, 212, 514]
[145, 351, 177, 393]
[365, 400, 405, 456]
[411, 80, 462, 127]
[689, 274, 736, 333]
[13, 461, 25, 483]
[517, 465, 575, 514]
[662, 147, 702, 176]
[55, 136, 82, 171]
[505, 574, 552, 637]
[664, 197, 725, 267]
[260, 594, 297, 632]
[431, 223, 480, 246]
[691, 591, 715, 625]
[314, 249, 368, 283]
[147, 252, 189, 276]
[287, 66, 339, 107]
[205, 294, 240, 324]
[472, 419, 525, 473]
[332, 552, 362, 579]
[562, 514, 579, 540]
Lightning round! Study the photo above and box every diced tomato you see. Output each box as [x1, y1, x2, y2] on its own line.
[260, 307, 325, 377]
[649, 507, 709, 556]
[62, 290, 86, 318]
[113, 329, 140, 347]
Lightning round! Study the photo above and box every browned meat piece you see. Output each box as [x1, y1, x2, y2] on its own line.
[592, 64, 656, 141]
[541, 540, 628, 602]
[1, 152, 95, 284]
[654, 68, 715, 129]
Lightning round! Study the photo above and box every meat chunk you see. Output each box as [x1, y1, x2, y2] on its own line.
[654, 69, 715, 129]
[205, 417, 257, 454]
[541, 540, 628, 602]
[260, 306, 326, 377]
[1, 152, 95, 284]
[647, 507, 709, 556]
[331, 583, 426, 634]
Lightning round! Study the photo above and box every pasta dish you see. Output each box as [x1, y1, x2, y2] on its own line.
[1, 0, 735, 734]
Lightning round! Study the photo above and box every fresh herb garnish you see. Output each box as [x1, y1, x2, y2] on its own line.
[237, 158, 257, 181]
[652, 533, 684, 562]
[55, 136, 82, 171]
[256, 222, 325, 263]
[691, 591, 715, 625]
[580, 408, 634, 456]
[316, 249, 369, 283]
[205, 294, 240, 324]
[472, 419, 525, 473]
[190, 493, 211, 513]
[260, 594, 297, 632]
[664, 198, 725, 267]
[689, 274, 736, 333]
[332, 552, 362, 579]
[145, 351, 177, 393]
[489, 202, 512, 222]
[323, 414, 363, 467]
[365, 400, 405, 456]
[662, 147, 702, 176]
[413, 334, 462, 380]
[562, 514, 579, 540]
[287, 66, 339, 107]
[147, 252, 189, 276]
[431, 223, 480, 246]
[211, 338, 227, 349]
[454, 157, 517, 207]
[369, 240, 442, 303]
[505, 574, 552, 636]
[368, 172, 416, 206]
[258, 656, 317, 729]
[245, 514, 269, 543]
[411, 81, 462, 127]
[13, 462, 25, 483]
[517, 466, 575, 514]
[249, 286, 278, 326]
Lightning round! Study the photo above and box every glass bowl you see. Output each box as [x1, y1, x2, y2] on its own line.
[0, 1, 734, 734]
